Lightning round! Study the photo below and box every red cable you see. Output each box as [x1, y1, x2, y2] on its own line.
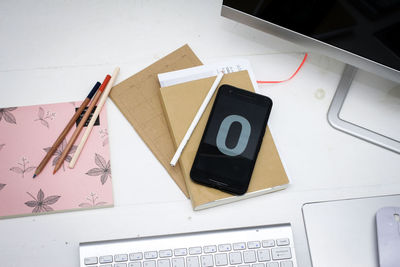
[257, 53, 308, 84]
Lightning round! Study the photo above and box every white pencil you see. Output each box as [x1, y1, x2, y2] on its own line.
[68, 67, 120, 169]
[170, 72, 224, 167]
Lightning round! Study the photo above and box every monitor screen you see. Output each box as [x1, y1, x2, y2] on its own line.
[223, 0, 400, 72]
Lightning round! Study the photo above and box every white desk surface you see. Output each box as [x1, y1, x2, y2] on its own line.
[0, 1, 399, 267]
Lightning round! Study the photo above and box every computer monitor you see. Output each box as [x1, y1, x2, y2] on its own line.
[221, 0, 400, 153]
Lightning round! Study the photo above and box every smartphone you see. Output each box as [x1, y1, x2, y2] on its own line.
[190, 84, 273, 195]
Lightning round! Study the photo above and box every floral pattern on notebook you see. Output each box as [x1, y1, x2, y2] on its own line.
[9, 157, 36, 178]
[0, 101, 113, 218]
[78, 192, 108, 208]
[34, 107, 56, 128]
[86, 153, 111, 185]
[100, 128, 109, 147]
[25, 189, 61, 213]
[0, 107, 17, 124]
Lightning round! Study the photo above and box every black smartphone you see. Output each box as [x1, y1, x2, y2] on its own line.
[190, 84, 273, 195]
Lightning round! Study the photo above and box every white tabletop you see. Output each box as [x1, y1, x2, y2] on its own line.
[0, 1, 399, 267]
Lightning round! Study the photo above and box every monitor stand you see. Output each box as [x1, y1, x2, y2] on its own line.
[327, 64, 400, 154]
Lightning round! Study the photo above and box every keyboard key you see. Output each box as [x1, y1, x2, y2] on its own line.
[243, 251, 256, 263]
[174, 248, 187, 256]
[189, 247, 202, 255]
[187, 256, 200, 267]
[160, 250, 173, 258]
[229, 252, 242, 265]
[172, 257, 185, 267]
[233, 242, 246, 250]
[262, 240, 275, 248]
[100, 264, 112, 267]
[251, 264, 264, 267]
[144, 260, 157, 267]
[84, 256, 98, 265]
[129, 262, 142, 267]
[247, 241, 261, 249]
[115, 264, 127, 267]
[280, 261, 293, 267]
[201, 255, 214, 267]
[115, 254, 128, 262]
[130, 252, 143, 261]
[99, 257, 112, 265]
[257, 249, 270, 262]
[158, 259, 171, 267]
[276, 239, 290, 246]
[266, 263, 278, 267]
[218, 244, 231, 252]
[99, 255, 113, 264]
[271, 248, 292, 260]
[238, 265, 250, 267]
[145, 251, 158, 259]
[214, 253, 228, 266]
[204, 245, 217, 253]
[174, 248, 188, 256]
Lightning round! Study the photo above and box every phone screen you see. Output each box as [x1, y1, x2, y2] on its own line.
[190, 85, 272, 195]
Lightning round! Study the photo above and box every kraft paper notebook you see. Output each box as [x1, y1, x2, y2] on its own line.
[160, 71, 289, 210]
[109, 44, 202, 198]
[0, 101, 113, 218]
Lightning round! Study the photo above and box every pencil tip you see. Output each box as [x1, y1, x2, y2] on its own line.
[33, 174, 36, 179]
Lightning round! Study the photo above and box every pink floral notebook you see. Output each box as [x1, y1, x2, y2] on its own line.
[0, 101, 113, 218]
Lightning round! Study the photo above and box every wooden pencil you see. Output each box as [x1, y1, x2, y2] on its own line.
[32, 82, 101, 178]
[53, 75, 111, 174]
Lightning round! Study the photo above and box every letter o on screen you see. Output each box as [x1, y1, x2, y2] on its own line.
[216, 115, 251, 156]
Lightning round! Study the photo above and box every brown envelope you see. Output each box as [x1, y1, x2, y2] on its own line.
[109, 45, 202, 198]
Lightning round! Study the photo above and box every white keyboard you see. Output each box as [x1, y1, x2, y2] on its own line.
[80, 224, 297, 267]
